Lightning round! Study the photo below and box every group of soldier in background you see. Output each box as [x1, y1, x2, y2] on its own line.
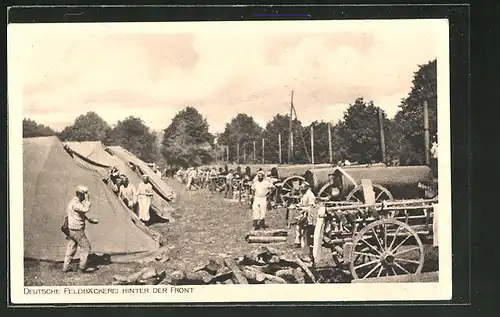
[106, 166, 154, 224]
[171, 164, 317, 248]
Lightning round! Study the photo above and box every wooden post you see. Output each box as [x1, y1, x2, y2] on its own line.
[310, 125, 314, 165]
[289, 91, 293, 164]
[243, 143, 246, 164]
[253, 141, 256, 163]
[262, 138, 265, 164]
[278, 133, 282, 164]
[328, 122, 333, 164]
[423, 100, 430, 165]
[378, 109, 387, 163]
[236, 141, 240, 164]
[361, 179, 376, 204]
[226, 146, 229, 163]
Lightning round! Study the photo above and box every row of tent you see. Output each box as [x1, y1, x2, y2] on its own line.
[23, 136, 178, 263]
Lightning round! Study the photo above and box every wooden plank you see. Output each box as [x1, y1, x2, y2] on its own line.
[361, 178, 376, 204]
[246, 236, 287, 243]
[294, 255, 316, 283]
[247, 229, 288, 237]
[351, 271, 439, 283]
[224, 258, 249, 284]
[312, 206, 327, 264]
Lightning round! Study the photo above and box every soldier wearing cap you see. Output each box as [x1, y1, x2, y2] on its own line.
[251, 170, 275, 230]
[63, 185, 99, 273]
[294, 181, 316, 247]
[108, 166, 120, 185]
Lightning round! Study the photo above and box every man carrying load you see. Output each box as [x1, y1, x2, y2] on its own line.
[62, 185, 99, 273]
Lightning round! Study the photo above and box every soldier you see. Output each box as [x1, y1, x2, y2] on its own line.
[430, 134, 438, 178]
[186, 167, 199, 190]
[224, 169, 234, 199]
[175, 167, 184, 182]
[108, 166, 121, 192]
[209, 166, 218, 192]
[119, 177, 137, 210]
[63, 185, 99, 273]
[155, 168, 162, 179]
[136, 175, 154, 223]
[294, 182, 316, 248]
[251, 171, 275, 230]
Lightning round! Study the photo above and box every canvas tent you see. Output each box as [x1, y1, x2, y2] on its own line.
[64, 141, 176, 221]
[106, 146, 177, 203]
[23, 136, 160, 262]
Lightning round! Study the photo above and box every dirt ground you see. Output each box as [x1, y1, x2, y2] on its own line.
[24, 179, 439, 286]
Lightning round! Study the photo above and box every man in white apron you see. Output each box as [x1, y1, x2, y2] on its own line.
[251, 171, 275, 230]
[136, 175, 154, 223]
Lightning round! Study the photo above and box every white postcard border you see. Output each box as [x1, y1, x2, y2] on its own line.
[8, 19, 453, 304]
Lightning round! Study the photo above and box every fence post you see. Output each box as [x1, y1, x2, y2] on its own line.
[262, 138, 265, 164]
[278, 133, 282, 164]
[310, 125, 314, 165]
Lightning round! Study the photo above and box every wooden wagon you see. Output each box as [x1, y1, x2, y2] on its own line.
[306, 180, 438, 281]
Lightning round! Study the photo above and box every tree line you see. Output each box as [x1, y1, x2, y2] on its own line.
[23, 59, 437, 168]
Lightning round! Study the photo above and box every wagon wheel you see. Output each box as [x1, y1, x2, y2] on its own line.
[215, 177, 226, 192]
[346, 183, 393, 203]
[349, 218, 425, 280]
[317, 182, 341, 202]
[279, 176, 306, 207]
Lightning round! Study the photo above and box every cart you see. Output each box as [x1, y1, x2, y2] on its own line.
[310, 196, 438, 280]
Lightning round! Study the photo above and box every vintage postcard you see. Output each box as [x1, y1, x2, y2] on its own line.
[8, 18, 452, 304]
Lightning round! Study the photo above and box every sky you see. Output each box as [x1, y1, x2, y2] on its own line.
[10, 20, 444, 134]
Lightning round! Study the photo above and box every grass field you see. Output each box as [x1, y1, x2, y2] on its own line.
[24, 179, 438, 286]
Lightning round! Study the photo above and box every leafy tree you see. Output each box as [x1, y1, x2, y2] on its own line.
[162, 107, 214, 168]
[338, 97, 389, 164]
[58, 111, 110, 142]
[262, 114, 306, 164]
[22, 118, 55, 138]
[393, 59, 437, 165]
[108, 116, 158, 163]
[330, 120, 349, 163]
[302, 121, 334, 164]
[217, 113, 263, 164]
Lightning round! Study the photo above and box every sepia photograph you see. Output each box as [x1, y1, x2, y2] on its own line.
[8, 18, 452, 303]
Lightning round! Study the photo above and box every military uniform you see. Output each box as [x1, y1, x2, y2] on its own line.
[63, 185, 98, 273]
[295, 185, 317, 247]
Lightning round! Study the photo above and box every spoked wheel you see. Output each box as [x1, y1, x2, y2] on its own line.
[349, 218, 425, 280]
[279, 176, 306, 207]
[317, 182, 341, 202]
[215, 177, 226, 192]
[346, 184, 394, 203]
